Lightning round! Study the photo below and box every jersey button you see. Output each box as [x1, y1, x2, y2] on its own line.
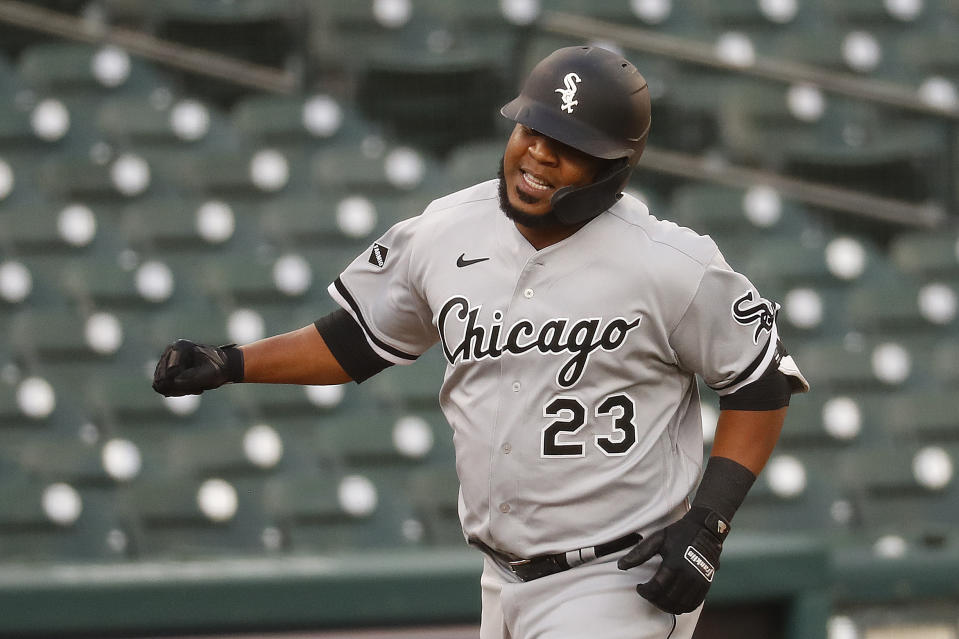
[511, 381, 521, 392]
[523, 288, 534, 299]
[502, 443, 511, 454]
[499, 503, 511, 514]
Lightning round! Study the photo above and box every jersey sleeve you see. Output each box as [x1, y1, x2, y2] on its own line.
[328, 216, 438, 365]
[669, 250, 808, 397]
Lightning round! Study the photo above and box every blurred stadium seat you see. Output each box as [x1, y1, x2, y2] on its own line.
[1, 2, 959, 636]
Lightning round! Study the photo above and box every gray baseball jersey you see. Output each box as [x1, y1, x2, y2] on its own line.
[330, 179, 800, 558]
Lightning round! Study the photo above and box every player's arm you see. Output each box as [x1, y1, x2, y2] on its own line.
[237, 324, 352, 386]
[618, 351, 803, 615]
[152, 309, 392, 396]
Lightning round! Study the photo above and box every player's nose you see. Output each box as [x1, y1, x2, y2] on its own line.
[527, 135, 559, 166]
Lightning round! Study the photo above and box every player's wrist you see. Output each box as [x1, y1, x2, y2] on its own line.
[220, 344, 245, 383]
[690, 456, 756, 525]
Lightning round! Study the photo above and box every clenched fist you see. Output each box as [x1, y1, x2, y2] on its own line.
[152, 339, 244, 397]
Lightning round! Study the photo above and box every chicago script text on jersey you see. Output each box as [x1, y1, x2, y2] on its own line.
[437, 296, 642, 388]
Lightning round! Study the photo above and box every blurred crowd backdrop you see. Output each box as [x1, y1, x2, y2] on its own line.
[0, 1, 958, 638]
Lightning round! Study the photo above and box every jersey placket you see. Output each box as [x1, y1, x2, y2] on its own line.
[486, 256, 546, 550]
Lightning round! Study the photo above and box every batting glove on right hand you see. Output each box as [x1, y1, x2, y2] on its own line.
[152, 339, 244, 397]
[617, 506, 730, 614]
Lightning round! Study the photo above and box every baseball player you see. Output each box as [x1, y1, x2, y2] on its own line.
[153, 46, 808, 638]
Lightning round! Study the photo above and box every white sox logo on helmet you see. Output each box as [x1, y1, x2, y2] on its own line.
[555, 72, 582, 113]
[437, 295, 641, 388]
[732, 290, 776, 344]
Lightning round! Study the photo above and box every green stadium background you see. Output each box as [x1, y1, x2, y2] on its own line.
[0, 1, 957, 637]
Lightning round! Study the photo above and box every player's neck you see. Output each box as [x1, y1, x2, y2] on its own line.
[514, 220, 588, 251]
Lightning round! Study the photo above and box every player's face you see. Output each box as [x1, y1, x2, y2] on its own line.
[502, 124, 605, 219]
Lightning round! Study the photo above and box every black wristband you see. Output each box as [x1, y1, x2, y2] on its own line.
[691, 456, 756, 523]
[221, 344, 245, 383]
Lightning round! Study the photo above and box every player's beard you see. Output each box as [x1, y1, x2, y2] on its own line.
[497, 158, 564, 229]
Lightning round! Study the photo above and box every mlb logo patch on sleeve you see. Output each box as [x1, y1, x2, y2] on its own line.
[368, 243, 389, 268]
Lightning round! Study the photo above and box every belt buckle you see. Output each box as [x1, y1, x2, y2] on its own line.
[508, 555, 564, 582]
[507, 557, 538, 581]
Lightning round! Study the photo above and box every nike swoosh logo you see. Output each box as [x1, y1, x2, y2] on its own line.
[457, 253, 490, 268]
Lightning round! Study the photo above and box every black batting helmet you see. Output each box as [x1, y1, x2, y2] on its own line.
[501, 46, 651, 224]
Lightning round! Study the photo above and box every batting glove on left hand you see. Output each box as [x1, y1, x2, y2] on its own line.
[617, 506, 729, 614]
[152, 339, 244, 397]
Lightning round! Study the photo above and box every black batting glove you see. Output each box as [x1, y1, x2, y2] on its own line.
[617, 506, 730, 614]
[152, 339, 244, 397]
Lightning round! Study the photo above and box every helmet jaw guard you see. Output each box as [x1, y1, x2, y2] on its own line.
[550, 158, 632, 225]
[501, 46, 651, 224]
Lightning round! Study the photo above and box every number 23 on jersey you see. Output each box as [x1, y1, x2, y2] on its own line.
[541, 393, 638, 458]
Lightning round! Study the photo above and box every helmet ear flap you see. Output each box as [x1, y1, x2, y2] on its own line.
[550, 159, 632, 225]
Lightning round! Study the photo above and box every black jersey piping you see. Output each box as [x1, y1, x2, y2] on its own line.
[333, 277, 417, 361]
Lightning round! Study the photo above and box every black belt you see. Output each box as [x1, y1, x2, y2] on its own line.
[478, 533, 641, 582]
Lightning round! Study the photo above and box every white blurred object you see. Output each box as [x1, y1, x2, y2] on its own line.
[784, 288, 823, 329]
[884, 0, 923, 21]
[402, 518, 425, 543]
[372, 0, 411, 28]
[630, 0, 671, 22]
[304, 384, 345, 409]
[31, 99, 70, 141]
[250, 149, 289, 192]
[0, 261, 32, 303]
[871, 342, 911, 385]
[501, 0, 540, 25]
[700, 402, 719, 445]
[912, 446, 953, 490]
[135, 260, 174, 302]
[164, 394, 200, 416]
[261, 526, 283, 551]
[195, 200, 235, 244]
[715, 32, 756, 67]
[106, 528, 128, 554]
[827, 615, 859, 639]
[873, 534, 907, 559]
[111, 153, 150, 196]
[228, 308, 265, 344]
[58, 204, 97, 247]
[385, 147, 425, 190]
[918, 282, 957, 325]
[766, 455, 807, 498]
[830, 499, 854, 526]
[337, 196, 378, 239]
[825, 237, 867, 280]
[302, 95, 343, 137]
[42, 483, 82, 526]
[918, 76, 959, 111]
[92, 46, 131, 87]
[339, 475, 378, 517]
[787, 83, 826, 122]
[101, 438, 142, 481]
[822, 396, 861, 441]
[272, 253, 312, 296]
[759, 0, 798, 23]
[170, 99, 210, 141]
[197, 478, 239, 522]
[842, 31, 882, 72]
[79, 422, 100, 445]
[17, 376, 56, 419]
[742, 185, 782, 227]
[0, 157, 12, 200]
[85, 311, 123, 355]
[393, 416, 434, 459]
[244, 424, 284, 469]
